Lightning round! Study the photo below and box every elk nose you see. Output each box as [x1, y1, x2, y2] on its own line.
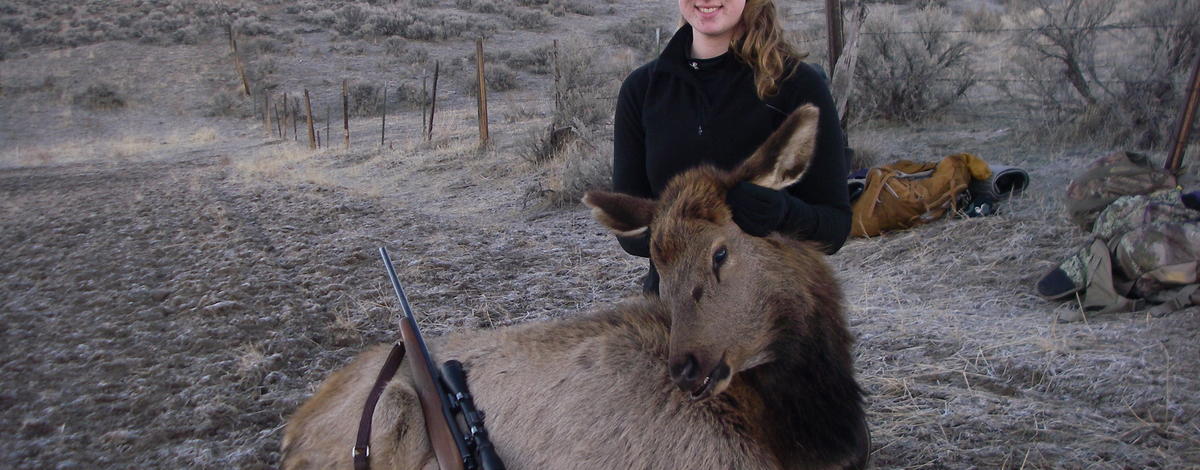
[669, 354, 700, 383]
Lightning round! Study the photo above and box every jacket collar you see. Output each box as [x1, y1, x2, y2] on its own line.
[655, 24, 750, 82]
[656, 24, 698, 78]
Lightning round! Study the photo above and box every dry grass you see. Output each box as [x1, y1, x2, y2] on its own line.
[302, 2, 498, 41]
[234, 342, 267, 380]
[0, 127, 223, 168]
[232, 143, 348, 190]
[529, 130, 612, 207]
[232, 107, 522, 205]
[833, 145, 1198, 467]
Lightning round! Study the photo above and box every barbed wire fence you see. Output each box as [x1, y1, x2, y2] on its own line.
[230, 6, 1197, 161]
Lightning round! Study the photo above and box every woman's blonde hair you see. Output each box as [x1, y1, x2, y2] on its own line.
[730, 0, 804, 99]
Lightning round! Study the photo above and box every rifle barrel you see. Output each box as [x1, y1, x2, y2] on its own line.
[380, 246, 417, 321]
[379, 247, 467, 470]
[381, 246, 441, 377]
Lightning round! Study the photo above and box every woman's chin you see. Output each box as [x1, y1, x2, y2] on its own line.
[691, 22, 736, 38]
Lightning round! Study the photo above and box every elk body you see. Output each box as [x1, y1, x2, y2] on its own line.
[282, 104, 869, 470]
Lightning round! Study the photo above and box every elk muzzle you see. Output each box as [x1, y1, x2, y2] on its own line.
[669, 353, 731, 401]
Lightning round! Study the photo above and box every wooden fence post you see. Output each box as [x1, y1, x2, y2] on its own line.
[475, 38, 489, 146]
[281, 93, 289, 140]
[304, 89, 316, 150]
[381, 86, 387, 147]
[228, 25, 250, 96]
[428, 61, 440, 142]
[326, 105, 331, 148]
[274, 102, 282, 138]
[343, 79, 350, 149]
[263, 92, 271, 138]
[552, 40, 562, 116]
[1167, 54, 1200, 173]
[292, 97, 300, 142]
[422, 75, 428, 134]
[825, 0, 845, 77]
[831, 5, 865, 128]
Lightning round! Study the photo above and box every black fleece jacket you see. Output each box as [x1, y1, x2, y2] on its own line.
[612, 25, 851, 258]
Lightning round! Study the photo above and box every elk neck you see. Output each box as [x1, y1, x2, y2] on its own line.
[742, 297, 867, 466]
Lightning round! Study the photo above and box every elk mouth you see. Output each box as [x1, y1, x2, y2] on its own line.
[688, 361, 731, 401]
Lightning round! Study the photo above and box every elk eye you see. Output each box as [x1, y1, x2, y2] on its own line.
[712, 246, 728, 272]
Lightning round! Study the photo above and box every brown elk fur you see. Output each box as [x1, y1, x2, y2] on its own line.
[282, 104, 868, 470]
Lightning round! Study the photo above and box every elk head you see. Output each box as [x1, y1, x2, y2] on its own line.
[585, 104, 827, 401]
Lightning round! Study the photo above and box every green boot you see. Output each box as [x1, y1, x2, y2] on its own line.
[1046, 239, 1141, 322]
[1037, 247, 1089, 300]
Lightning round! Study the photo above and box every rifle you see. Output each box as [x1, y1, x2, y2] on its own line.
[377, 247, 506, 470]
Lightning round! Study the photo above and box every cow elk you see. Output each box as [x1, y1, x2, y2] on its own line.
[282, 104, 869, 470]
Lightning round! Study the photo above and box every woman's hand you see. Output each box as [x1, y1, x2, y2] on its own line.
[726, 181, 790, 237]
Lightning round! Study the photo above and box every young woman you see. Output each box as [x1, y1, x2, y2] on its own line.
[613, 0, 851, 293]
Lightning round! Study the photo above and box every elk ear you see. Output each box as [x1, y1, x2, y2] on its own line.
[734, 104, 821, 189]
[582, 190, 656, 237]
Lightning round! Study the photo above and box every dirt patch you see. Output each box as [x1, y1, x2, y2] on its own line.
[0, 142, 644, 468]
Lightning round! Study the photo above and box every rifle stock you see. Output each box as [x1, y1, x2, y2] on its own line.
[381, 247, 466, 470]
[399, 320, 466, 470]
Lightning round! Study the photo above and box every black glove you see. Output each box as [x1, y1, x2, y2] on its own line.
[617, 228, 651, 258]
[1183, 190, 1200, 211]
[726, 181, 790, 237]
[642, 261, 660, 295]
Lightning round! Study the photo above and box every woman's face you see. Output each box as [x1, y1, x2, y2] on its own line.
[679, 0, 746, 40]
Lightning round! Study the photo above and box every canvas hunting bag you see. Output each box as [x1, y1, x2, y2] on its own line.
[850, 153, 992, 237]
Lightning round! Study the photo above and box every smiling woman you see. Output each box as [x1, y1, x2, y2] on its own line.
[612, 0, 851, 294]
[680, 0, 747, 58]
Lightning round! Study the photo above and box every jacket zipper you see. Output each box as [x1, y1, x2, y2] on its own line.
[679, 58, 712, 136]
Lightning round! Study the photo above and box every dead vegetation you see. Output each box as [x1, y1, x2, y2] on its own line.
[852, 4, 977, 123]
[456, 61, 519, 97]
[605, 14, 674, 61]
[73, 83, 126, 110]
[1003, 0, 1200, 148]
[0, 0, 270, 54]
[519, 41, 619, 207]
[321, 3, 499, 40]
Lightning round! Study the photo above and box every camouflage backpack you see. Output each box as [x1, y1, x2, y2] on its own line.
[1046, 189, 1200, 320]
[1065, 151, 1177, 230]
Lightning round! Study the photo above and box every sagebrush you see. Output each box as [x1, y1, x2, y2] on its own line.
[852, 5, 976, 123]
[1006, 0, 1200, 148]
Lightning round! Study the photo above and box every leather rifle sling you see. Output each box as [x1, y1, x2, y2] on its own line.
[353, 343, 407, 470]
